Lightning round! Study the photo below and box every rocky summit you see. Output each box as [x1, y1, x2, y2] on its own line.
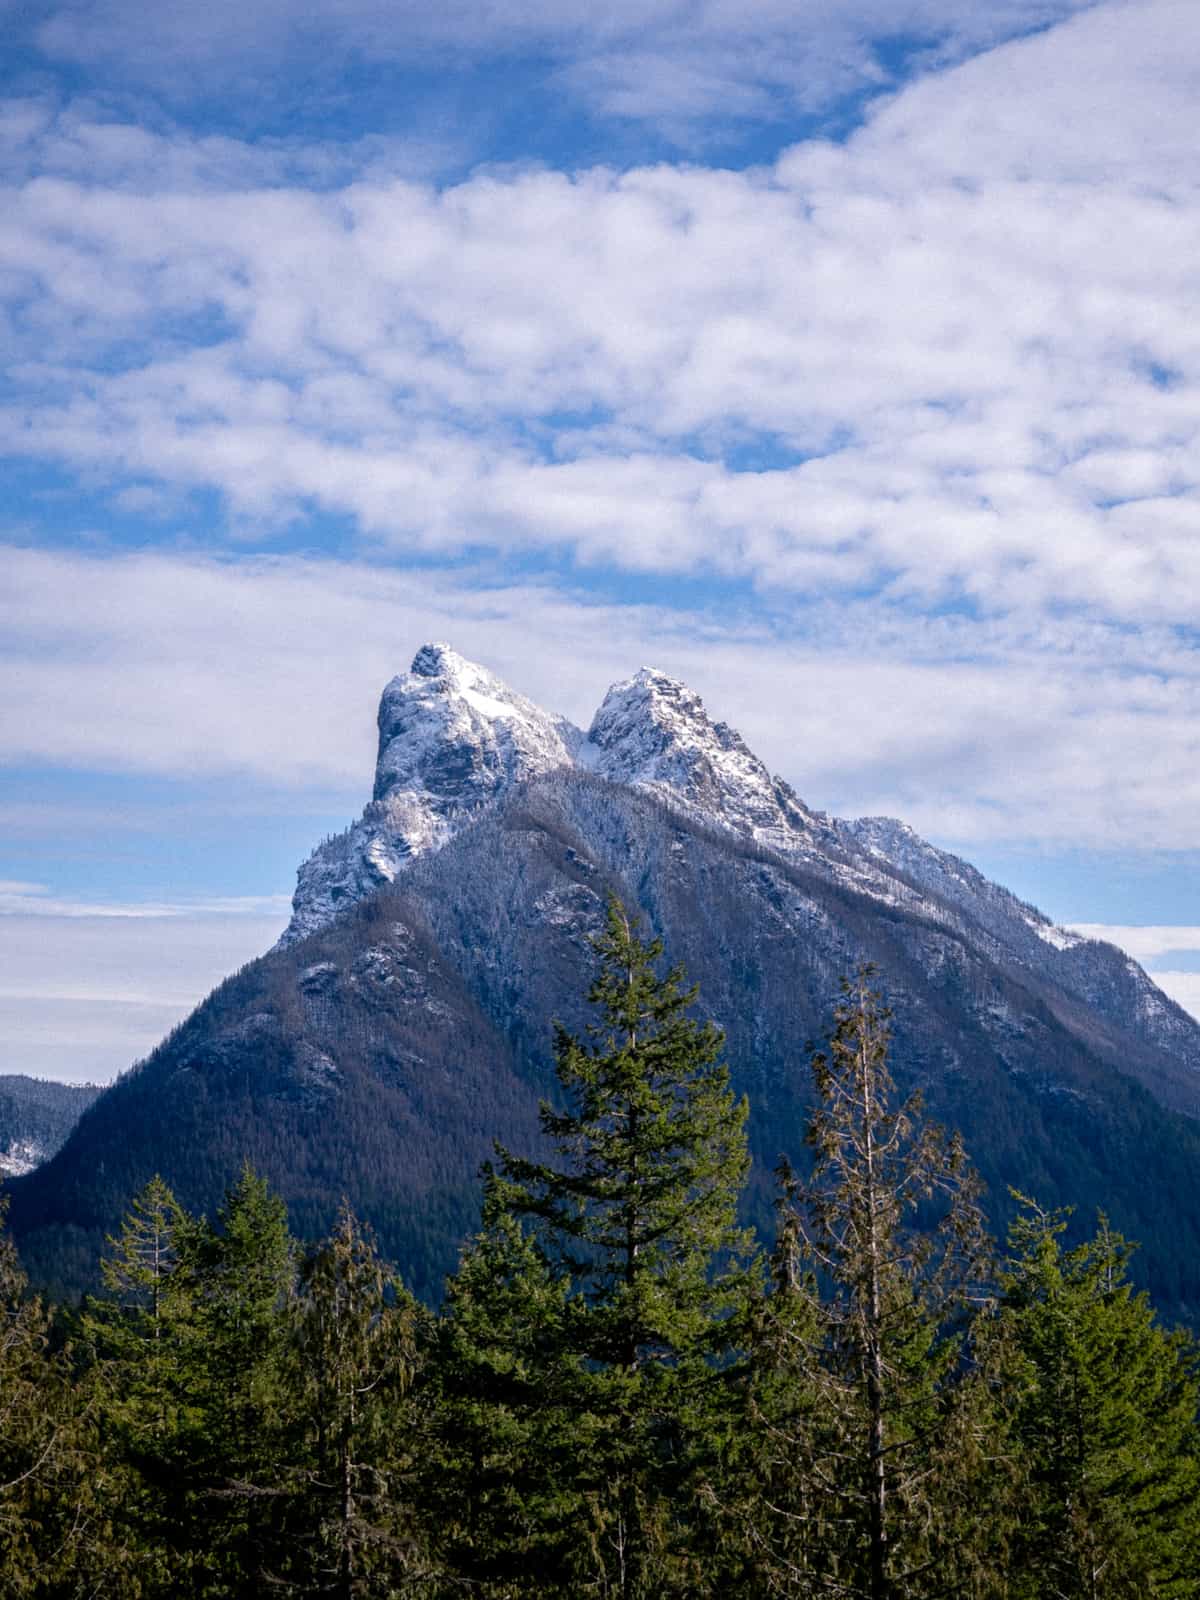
[287, 647, 1026, 943]
[284, 644, 580, 942]
[10, 647, 1200, 1313]
[282, 646, 1200, 1107]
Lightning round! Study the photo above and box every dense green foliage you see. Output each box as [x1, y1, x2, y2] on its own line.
[479, 900, 757, 1596]
[2, 909, 1198, 1596]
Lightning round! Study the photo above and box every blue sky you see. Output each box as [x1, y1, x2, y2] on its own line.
[3, 0, 1200, 1080]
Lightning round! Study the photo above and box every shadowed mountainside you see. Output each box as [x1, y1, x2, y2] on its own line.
[0, 1075, 100, 1180]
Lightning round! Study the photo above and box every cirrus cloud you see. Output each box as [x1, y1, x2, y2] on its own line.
[15, 0, 1101, 141]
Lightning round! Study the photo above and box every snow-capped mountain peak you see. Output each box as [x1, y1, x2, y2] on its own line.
[283, 647, 847, 945]
[282, 645, 580, 943]
[588, 666, 724, 777]
[373, 642, 577, 806]
[587, 666, 802, 843]
[405, 641, 532, 721]
[282, 647, 1031, 957]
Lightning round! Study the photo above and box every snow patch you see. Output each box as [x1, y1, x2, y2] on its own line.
[299, 962, 338, 983]
[460, 684, 519, 721]
[0, 1138, 45, 1178]
[1023, 914, 1082, 951]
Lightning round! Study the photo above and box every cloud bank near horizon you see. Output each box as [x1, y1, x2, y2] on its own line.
[0, 909, 289, 1083]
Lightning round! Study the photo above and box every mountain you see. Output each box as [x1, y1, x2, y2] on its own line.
[282, 644, 1200, 1114]
[10, 647, 1200, 1316]
[284, 644, 580, 943]
[283, 647, 923, 950]
[0, 1076, 100, 1180]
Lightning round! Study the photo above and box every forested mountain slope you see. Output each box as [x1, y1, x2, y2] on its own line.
[0, 1076, 99, 1178]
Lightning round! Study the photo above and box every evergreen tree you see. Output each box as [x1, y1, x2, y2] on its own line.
[81, 1167, 298, 1596]
[79, 1174, 207, 1595]
[185, 1165, 297, 1593]
[423, 1179, 584, 1596]
[997, 1195, 1200, 1598]
[84, 1174, 197, 1436]
[287, 1204, 431, 1598]
[759, 969, 1001, 1600]
[724, 1205, 829, 1596]
[0, 1201, 92, 1597]
[489, 896, 756, 1598]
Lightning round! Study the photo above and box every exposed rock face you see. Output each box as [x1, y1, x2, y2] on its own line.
[284, 644, 582, 942]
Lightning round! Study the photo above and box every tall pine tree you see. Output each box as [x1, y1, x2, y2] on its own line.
[997, 1196, 1200, 1598]
[79, 1174, 207, 1596]
[758, 969, 1002, 1600]
[488, 896, 756, 1598]
[423, 1181, 581, 1596]
[185, 1165, 297, 1593]
[287, 1204, 431, 1598]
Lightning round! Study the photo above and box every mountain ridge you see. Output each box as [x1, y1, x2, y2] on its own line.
[9, 645, 1200, 1317]
[284, 645, 1022, 935]
[282, 645, 1200, 1107]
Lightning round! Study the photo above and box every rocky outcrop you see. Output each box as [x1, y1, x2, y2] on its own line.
[283, 644, 581, 942]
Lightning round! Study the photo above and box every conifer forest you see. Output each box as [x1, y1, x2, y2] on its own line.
[3, 900, 1198, 1598]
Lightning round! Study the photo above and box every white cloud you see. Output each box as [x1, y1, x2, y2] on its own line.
[3, 544, 1200, 852]
[2, 3, 1199, 859]
[0, 910, 287, 1082]
[1067, 923, 1200, 1022]
[0, 882, 291, 917]
[0, 993, 194, 1084]
[23, 0, 1097, 134]
[2, 1, 1197, 625]
[1147, 972, 1200, 1023]
[1069, 925, 1200, 963]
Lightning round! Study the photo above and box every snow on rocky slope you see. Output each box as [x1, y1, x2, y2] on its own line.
[284, 644, 581, 942]
[0, 1139, 45, 1179]
[278, 644, 1199, 1080]
[284, 646, 938, 946]
[0, 1076, 100, 1177]
[836, 814, 1198, 1071]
